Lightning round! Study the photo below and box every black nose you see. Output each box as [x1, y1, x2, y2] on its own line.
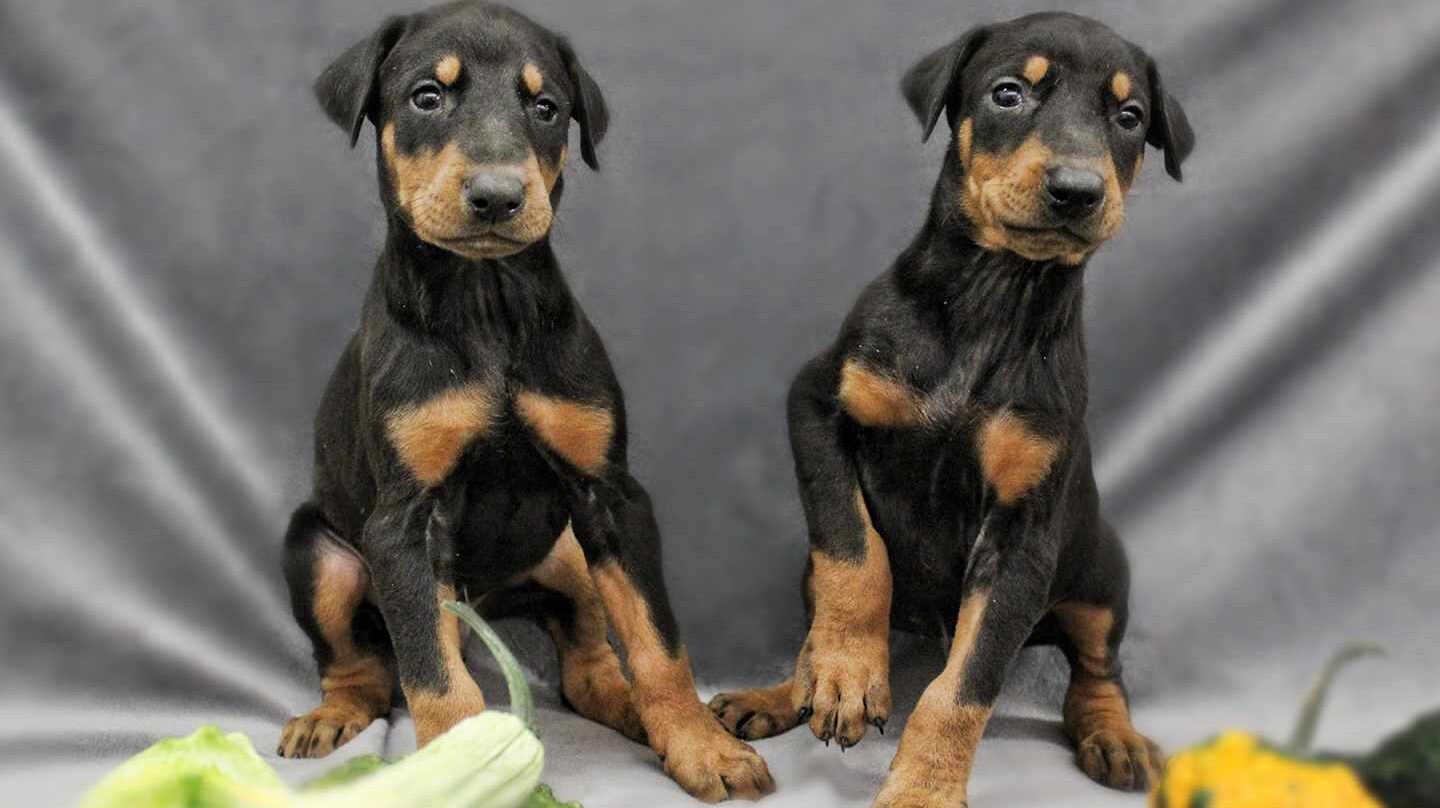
[1044, 166, 1105, 219]
[463, 170, 526, 223]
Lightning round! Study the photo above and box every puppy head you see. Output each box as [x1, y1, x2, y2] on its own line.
[902, 12, 1193, 264]
[314, 2, 608, 260]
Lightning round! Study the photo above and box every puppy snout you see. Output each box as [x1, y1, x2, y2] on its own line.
[463, 169, 526, 224]
[1044, 165, 1105, 220]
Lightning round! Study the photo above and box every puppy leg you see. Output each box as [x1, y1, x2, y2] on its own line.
[279, 504, 394, 758]
[529, 524, 645, 743]
[715, 358, 891, 748]
[1054, 535, 1163, 791]
[873, 515, 1056, 808]
[573, 472, 775, 802]
[364, 490, 487, 748]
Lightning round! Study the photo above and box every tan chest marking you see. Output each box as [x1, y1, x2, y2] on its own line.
[435, 54, 461, 87]
[838, 360, 929, 428]
[522, 62, 544, 96]
[1111, 71, 1133, 102]
[385, 383, 496, 487]
[516, 392, 614, 475]
[1023, 55, 1050, 85]
[977, 410, 1059, 506]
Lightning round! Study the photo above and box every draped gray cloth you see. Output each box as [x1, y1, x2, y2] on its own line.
[2, 0, 1436, 805]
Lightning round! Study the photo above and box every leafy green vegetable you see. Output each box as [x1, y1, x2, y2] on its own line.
[77, 726, 288, 808]
[77, 605, 563, 808]
[300, 755, 389, 791]
[519, 783, 583, 808]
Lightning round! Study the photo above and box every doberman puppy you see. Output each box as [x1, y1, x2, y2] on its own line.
[709, 12, 1193, 807]
[277, 2, 773, 801]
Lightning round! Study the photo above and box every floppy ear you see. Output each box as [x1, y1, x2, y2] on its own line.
[314, 15, 410, 147]
[557, 37, 609, 170]
[1144, 58, 1195, 181]
[900, 26, 989, 142]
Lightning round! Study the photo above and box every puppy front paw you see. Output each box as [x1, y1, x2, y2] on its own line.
[659, 710, 776, 802]
[708, 683, 802, 741]
[794, 631, 891, 749]
[1076, 727, 1164, 791]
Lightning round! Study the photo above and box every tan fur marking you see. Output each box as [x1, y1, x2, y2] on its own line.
[875, 590, 992, 806]
[1053, 602, 1114, 678]
[530, 526, 644, 740]
[591, 564, 723, 775]
[1111, 71, 1133, 102]
[838, 359, 928, 428]
[1098, 152, 1127, 239]
[791, 489, 893, 745]
[957, 117, 974, 171]
[279, 548, 392, 758]
[1053, 600, 1163, 787]
[709, 679, 799, 740]
[593, 563, 775, 799]
[961, 131, 1128, 263]
[435, 54, 461, 86]
[382, 123, 555, 259]
[522, 62, 544, 95]
[1125, 152, 1145, 192]
[515, 391, 613, 475]
[978, 409, 1059, 506]
[538, 146, 567, 194]
[408, 584, 487, 747]
[1023, 55, 1050, 85]
[385, 383, 495, 487]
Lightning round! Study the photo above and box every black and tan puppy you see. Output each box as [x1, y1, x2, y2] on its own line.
[710, 12, 1193, 807]
[278, 2, 773, 801]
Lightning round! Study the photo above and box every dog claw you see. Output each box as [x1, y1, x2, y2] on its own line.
[873, 717, 886, 735]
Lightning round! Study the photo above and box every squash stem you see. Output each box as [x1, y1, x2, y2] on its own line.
[1287, 642, 1385, 753]
[443, 600, 536, 731]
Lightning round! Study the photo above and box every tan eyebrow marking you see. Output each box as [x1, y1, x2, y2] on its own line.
[1111, 71, 1132, 102]
[1022, 55, 1050, 85]
[435, 55, 461, 86]
[522, 63, 544, 95]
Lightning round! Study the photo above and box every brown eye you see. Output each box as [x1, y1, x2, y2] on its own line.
[411, 86, 442, 112]
[992, 81, 1025, 109]
[534, 98, 558, 122]
[1116, 104, 1144, 131]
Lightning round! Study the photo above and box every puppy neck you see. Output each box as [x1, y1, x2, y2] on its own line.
[373, 222, 572, 336]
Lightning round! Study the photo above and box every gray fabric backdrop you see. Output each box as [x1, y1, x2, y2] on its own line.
[2, 0, 1437, 806]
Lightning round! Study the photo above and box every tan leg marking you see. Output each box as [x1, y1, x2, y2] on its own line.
[977, 409, 1059, 506]
[515, 391, 614, 475]
[435, 54, 461, 87]
[384, 383, 495, 487]
[279, 547, 392, 758]
[874, 591, 992, 807]
[522, 62, 544, 96]
[838, 359, 929, 429]
[1054, 603, 1163, 791]
[1111, 71, 1132, 102]
[709, 679, 800, 741]
[1023, 55, 1050, 85]
[593, 563, 774, 802]
[792, 489, 892, 747]
[530, 526, 644, 742]
[406, 584, 487, 747]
